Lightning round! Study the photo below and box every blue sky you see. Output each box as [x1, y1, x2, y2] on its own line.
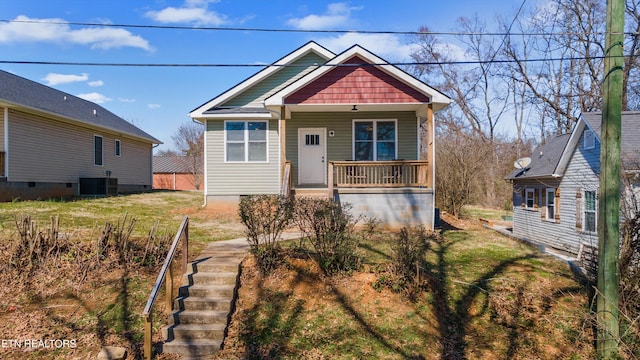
[0, 0, 536, 151]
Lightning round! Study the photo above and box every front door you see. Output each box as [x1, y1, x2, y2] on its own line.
[298, 128, 326, 185]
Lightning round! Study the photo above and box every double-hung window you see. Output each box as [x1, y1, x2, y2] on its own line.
[225, 121, 267, 162]
[545, 188, 556, 220]
[525, 188, 535, 209]
[94, 135, 103, 166]
[584, 190, 597, 232]
[353, 120, 396, 161]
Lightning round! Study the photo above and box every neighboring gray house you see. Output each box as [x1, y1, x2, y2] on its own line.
[189, 41, 451, 229]
[0, 69, 161, 201]
[506, 111, 640, 255]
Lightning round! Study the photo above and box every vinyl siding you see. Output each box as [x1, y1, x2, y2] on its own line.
[204, 119, 279, 195]
[224, 53, 327, 107]
[7, 109, 152, 185]
[512, 130, 600, 254]
[286, 111, 418, 186]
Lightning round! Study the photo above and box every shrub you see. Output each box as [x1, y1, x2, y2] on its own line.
[375, 226, 437, 297]
[238, 195, 294, 274]
[10, 214, 69, 272]
[293, 198, 360, 274]
[619, 213, 640, 358]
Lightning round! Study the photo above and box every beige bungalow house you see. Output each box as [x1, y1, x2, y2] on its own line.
[0, 69, 161, 201]
[189, 42, 450, 228]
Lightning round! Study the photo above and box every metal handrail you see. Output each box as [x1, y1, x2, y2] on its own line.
[142, 215, 189, 360]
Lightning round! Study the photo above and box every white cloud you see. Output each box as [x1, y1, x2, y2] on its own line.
[145, 0, 227, 25]
[148, 104, 161, 109]
[287, 3, 362, 30]
[0, 15, 152, 51]
[77, 92, 112, 104]
[42, 72, 88, 86]
[119, 98, 136, 103]
[88, 80, 104, 87]
[320, 33, 418, 61]
[433, 42, 467, 62]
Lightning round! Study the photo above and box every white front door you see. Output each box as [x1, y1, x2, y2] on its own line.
[298, 128, 327, 185]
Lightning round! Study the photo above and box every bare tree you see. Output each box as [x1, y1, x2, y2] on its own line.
[435, 130, 492, 218]
[172, 121, 204, 190]
[410, 19, 509, 143]
[410, 18, 512, 207]
[502, 0, 610, 136]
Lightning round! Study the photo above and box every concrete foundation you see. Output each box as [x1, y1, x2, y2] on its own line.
[0, 180, 152, 202]
[334, 187, 434, 229]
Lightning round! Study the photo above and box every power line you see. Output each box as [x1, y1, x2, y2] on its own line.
[0, 54, 631, 68]
[0, 18, 634, 37]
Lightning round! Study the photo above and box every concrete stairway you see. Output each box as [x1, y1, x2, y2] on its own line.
[161, 242, 249, 359]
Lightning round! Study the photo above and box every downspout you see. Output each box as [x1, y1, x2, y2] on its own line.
[3, 106, 8, 178]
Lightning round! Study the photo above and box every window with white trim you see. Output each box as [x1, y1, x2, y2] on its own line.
[525, 188, 535, 209]
[115, 139, 121, 157]
[584, 129, 595, 149]
[584, 190, 597, 232]
[545, 188, 555, 220]
[353, 120, 397, 161]
[225, 121, 268, 162]
[94, 135, 103, 166]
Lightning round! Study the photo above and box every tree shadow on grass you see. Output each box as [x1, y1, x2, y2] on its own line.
[39, 265, 143, 359]
[230, 227, 592, 359]
[234, 263, 306, 359]
[422, 233, 540, 359]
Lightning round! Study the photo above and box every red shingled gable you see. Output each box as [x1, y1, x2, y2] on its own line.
[284, 55, 430, 104]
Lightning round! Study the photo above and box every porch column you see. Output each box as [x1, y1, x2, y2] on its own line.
[279, 105, 287, 185]
[427, 104, 434, 188]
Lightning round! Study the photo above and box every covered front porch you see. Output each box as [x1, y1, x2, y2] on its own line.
[282, 159, 435, 228]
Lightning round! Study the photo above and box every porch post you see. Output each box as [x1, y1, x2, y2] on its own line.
[427, 104, 434, 188]
[279, 105, 287, 187]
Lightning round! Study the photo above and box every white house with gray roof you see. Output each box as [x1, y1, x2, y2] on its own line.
[506, 111, 640, 255]
[0, 69, 161, 201]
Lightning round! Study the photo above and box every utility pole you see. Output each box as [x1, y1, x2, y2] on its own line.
[597, 0, 623, 357]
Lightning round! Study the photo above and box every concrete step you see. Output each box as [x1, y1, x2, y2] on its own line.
[179, 284, 236, 298]
[293, 188, 331, 198]
[169, 309, 230, 326]
[174, 296, 232, 311]
[183, 272, 238, 286]
[161, 339, 223, 358]
[162, 241, 252, 359]
[164, 323, 226, 341]
[189, 260, 242, 274]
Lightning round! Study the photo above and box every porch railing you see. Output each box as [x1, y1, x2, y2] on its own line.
[329, 160, 431, 189]
[142, 215, 189, 360]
